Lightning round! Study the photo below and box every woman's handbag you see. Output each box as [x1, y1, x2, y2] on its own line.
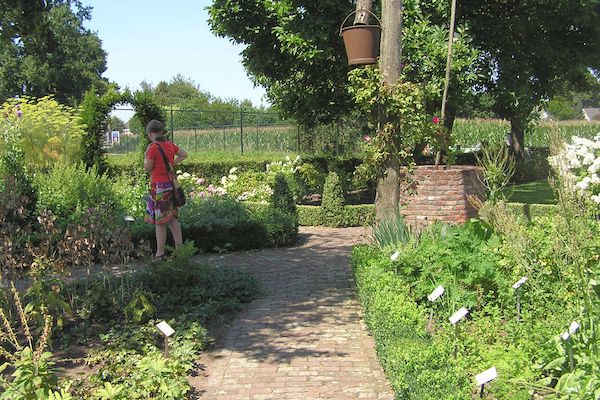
[154, 143, 186, 207]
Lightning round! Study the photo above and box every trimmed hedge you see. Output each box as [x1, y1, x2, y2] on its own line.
[131, 197, 298, 252]
[351, 246, 471, 399]
[107, 155, 365, 184]
[297, 204, 374, 226]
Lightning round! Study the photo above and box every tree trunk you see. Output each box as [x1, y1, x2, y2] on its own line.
[510, 118, 526, 162]
[354, 0, 374, 24]
[375, 0, 403, 222]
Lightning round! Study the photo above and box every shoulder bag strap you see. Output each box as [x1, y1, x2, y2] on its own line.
[153, 143, 179, 187]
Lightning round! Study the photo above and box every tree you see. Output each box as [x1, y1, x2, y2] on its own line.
[208, 1, 355, 128]
[109, 115, 126, 131]
[460, 1, 600, 159]
[153, 74, 211, 108]
[208, 1, 479, 128]
[0, 2, 107, 105]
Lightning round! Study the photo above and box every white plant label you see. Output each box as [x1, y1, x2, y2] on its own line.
[390, 251, 400, 262]
[512, 276, 528, 289]
[561, 331, 570, 341]
[568, 321, 580, 335]
[475, 367, 498, 386]
[427, 285, 445, 302]
[156, 321, 175, 337]
[449, 307, 469, 325]
[124, 215, 135, 222]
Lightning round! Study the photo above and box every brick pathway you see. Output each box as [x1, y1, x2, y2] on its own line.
[190, 227, 395, 400]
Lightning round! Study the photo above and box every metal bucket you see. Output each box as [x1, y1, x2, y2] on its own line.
[339, 10, 381, 66]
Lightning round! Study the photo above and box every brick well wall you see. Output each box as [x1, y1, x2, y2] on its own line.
[400, 165, 485, 230]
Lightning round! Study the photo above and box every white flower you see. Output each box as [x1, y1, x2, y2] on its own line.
[182, 172, 191, 179]
[229, 167, 238, 174]
[582, 152, 595, 166]
[589, 159, 600, 174]
[590, 174, 600, 185]
[220, 176, 227, 185]
[576, 177, 591, 191]
[591, 194, 600, 205]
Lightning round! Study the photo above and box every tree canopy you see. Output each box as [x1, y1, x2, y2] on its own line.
[208, 0, 600, 157]
[459, 0, 600, 155]
[207, 0, 480, 129]
[0, 1, 108, 105]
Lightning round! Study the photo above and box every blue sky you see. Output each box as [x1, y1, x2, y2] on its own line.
[83, 0, 267, 110]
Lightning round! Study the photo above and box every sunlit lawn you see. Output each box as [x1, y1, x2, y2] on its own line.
[504, 180, 557, 204]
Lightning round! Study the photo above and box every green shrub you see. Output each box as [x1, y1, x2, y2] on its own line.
[351, 246, 471, 399]
[297, 204, 374, 227]
[112, 172, 148, 219]
[250, 206, 298, 247]
[180, 196, 266, 251]
[34, 162, 121, 224]
[270, 173, 297, 216]
[132, 197, 298, 251]
[394, 220, 507, 309]
[321, 171, 346, 227]
[297, 162, 326, 194]
[1, 96, 85, 170]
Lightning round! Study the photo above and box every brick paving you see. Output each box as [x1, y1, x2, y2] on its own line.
[190, 227, 395, 400]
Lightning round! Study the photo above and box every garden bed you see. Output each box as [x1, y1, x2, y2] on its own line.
[0, 243, 260, 399]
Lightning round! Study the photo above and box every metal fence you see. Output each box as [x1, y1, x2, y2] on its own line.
[107, 107, 365, 156]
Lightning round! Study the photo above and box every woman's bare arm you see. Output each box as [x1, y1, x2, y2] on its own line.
[174, 148, 188, 165]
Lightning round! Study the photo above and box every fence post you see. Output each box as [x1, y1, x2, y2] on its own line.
[297, 125, 300, 153]
[240, 105, 244, 154]
[194, 128, 198, 153]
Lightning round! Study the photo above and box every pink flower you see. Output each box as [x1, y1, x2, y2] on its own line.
[198, 191, 206, 198]
[196, 178, 205, 185]
[207, 184, 215, 193]
[432, 116, 440, 124]
[364, 135, 371, 143]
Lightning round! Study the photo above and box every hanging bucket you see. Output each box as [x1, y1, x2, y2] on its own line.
[339, 10, 381, 66]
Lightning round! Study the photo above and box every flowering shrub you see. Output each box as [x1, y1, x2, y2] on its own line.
[266, 155, 302, 175]
[176, 169, 226, 199]
[0, 96, 85, 169]
[548, 134, 600, 206]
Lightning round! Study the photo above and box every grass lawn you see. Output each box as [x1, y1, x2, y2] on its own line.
[504, 180, 557, 204]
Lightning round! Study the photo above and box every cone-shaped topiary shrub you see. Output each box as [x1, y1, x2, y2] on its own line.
[321, 171, 346, 227]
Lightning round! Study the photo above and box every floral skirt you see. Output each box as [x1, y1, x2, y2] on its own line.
[144, 182, 178, 225]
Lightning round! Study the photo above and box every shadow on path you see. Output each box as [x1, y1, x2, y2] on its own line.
[190, 227, 394, 400]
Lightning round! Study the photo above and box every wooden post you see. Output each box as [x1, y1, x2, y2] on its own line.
[374, 0, 403, 222]
[354, 0, 374, 24]
[436, 0, 458, 166]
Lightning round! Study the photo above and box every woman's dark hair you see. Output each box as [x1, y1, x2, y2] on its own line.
[146, 119, 165, 141]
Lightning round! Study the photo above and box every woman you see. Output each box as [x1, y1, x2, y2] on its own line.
[143, 119, 188, 259]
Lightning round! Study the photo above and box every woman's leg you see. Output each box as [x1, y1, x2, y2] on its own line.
[168, 218, 183, 248]
[155, 223, 168, 257]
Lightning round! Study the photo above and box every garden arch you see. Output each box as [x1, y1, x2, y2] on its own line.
[79, 88, 164, 172]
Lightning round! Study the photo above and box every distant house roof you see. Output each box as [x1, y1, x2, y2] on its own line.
[582, 108, 600, 121]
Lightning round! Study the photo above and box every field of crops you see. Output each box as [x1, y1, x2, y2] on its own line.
[452, 119, 600, 147]
[107, 119, 600, 155]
